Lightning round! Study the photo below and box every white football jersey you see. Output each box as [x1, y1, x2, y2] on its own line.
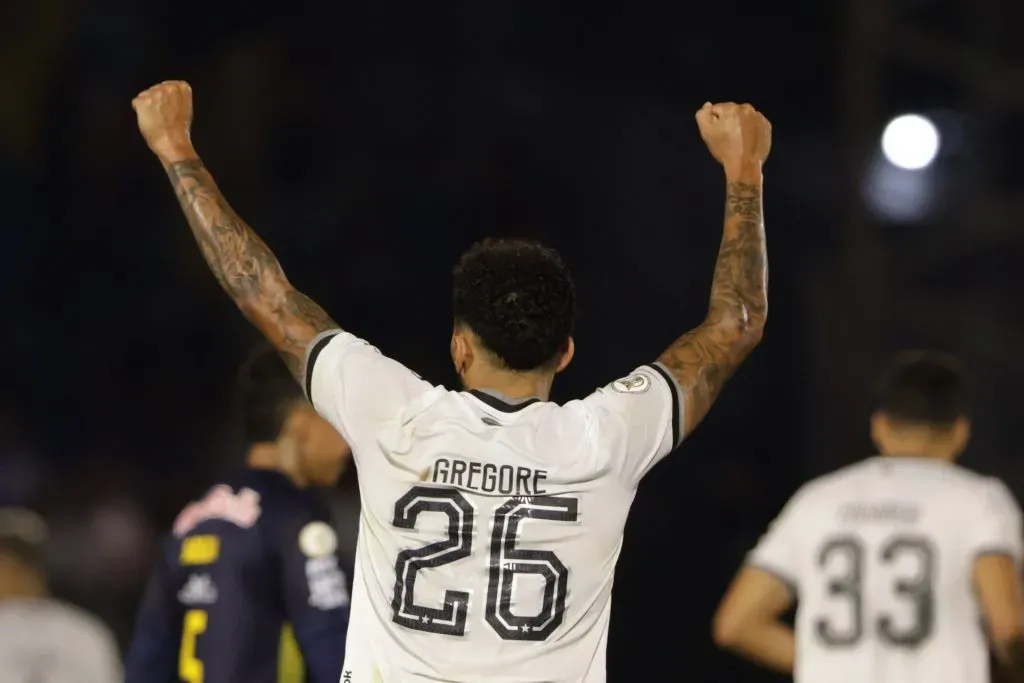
[306, 330, 684, 683]
[748, 456, 1024, 683]
[0, 598, 122, 683]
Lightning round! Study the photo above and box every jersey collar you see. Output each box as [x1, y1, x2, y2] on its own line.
[870, 454, 953, 468]
[468, 389, 542, 413]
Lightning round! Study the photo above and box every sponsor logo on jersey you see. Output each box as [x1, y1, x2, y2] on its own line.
[180, 534, 220, 565]
[305, 556, 350, 610]
[178, 573, 218, 605]
[298, 521, 338, 558]
[611, 372, 651, 394]
[172, 485, 262, 537]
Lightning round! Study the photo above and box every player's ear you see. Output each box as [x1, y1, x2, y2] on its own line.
[278, 404, 317, 485]
[949, 416, 971, 456]
[869, 411, 888, 451]
[282, 402, 313, 437]
[274, 431, 307, 486]
[451, 327, 473, 376]
[555, 337, 575, 374]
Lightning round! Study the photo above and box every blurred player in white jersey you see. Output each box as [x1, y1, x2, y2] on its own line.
[132, 81, 771, 682]
[714, 351, 1024, 683]
[0, 508, 122, 683]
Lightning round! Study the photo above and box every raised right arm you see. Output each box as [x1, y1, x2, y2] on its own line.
[132, 80, 338, 384]
[658, 102, 769, 436]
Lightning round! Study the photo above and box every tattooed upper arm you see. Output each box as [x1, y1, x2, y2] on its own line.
[165, 158, 338, 381]
[243, 288, 338, 381]
[658, 178, 768, 436]
[658, 318, 762, 436]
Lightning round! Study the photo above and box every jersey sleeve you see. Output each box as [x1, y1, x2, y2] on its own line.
[124, 539, 181, 683]
[85, 620, 123, 683]
[970, 478, 1024, 563]
[275, 506, 350, 683]
[305, 330, 433, 446]
[579, 363, 684, 486]
[745, 491, 807, 592]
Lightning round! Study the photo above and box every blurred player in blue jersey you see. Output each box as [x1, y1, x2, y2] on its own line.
[125, 347, 352, 683]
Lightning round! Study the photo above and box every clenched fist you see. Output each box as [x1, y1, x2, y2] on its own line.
[132, 80, 195, 162]
[696, 102, 771, 173]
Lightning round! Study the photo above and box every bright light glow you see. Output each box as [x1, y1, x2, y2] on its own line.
[881, 114, 941, 171]
[864, 157, 934, 223]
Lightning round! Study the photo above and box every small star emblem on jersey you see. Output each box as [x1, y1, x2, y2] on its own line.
[611, 373, 651, 394]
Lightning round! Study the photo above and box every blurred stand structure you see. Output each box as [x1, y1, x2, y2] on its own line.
[808, 0, 1024, 489]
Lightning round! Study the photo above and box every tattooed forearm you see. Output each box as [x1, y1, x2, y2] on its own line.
[165, 159, 337, 379]
[658, 176, 767, 434]
[711, 182, 768, 326]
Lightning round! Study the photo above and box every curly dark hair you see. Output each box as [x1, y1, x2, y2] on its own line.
[452, 239, 576, 371]
[875, 350, 971, 427]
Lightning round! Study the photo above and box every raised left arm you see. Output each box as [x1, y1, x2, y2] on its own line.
[133, 80, 336, 381]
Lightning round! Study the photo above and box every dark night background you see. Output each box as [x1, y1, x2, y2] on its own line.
[1, 0, 1023, 680]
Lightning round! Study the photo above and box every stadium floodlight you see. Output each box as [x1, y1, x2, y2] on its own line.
[880, 113, 941, 171]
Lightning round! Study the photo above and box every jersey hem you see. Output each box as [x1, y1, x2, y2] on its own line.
[974, 546, 1020, 561]
[745, 560, 798, 597]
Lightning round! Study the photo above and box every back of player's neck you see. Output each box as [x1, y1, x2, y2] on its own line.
[0, 576, 47, 601]
[880, 451, 953, 463]
[463, 368, 550, 402]
[246, 445, 307, 488]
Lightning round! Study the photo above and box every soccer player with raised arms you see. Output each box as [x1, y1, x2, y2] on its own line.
[133, 80, 770, 683]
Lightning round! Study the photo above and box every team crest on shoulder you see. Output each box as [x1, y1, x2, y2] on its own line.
[299, 521, 338, 558]
[611, 373, 651, 394]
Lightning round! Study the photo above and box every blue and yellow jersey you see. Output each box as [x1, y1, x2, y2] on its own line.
[125, 469, 351, 683]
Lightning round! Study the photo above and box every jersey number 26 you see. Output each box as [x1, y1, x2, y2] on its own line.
[391, 486, 578, 642]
